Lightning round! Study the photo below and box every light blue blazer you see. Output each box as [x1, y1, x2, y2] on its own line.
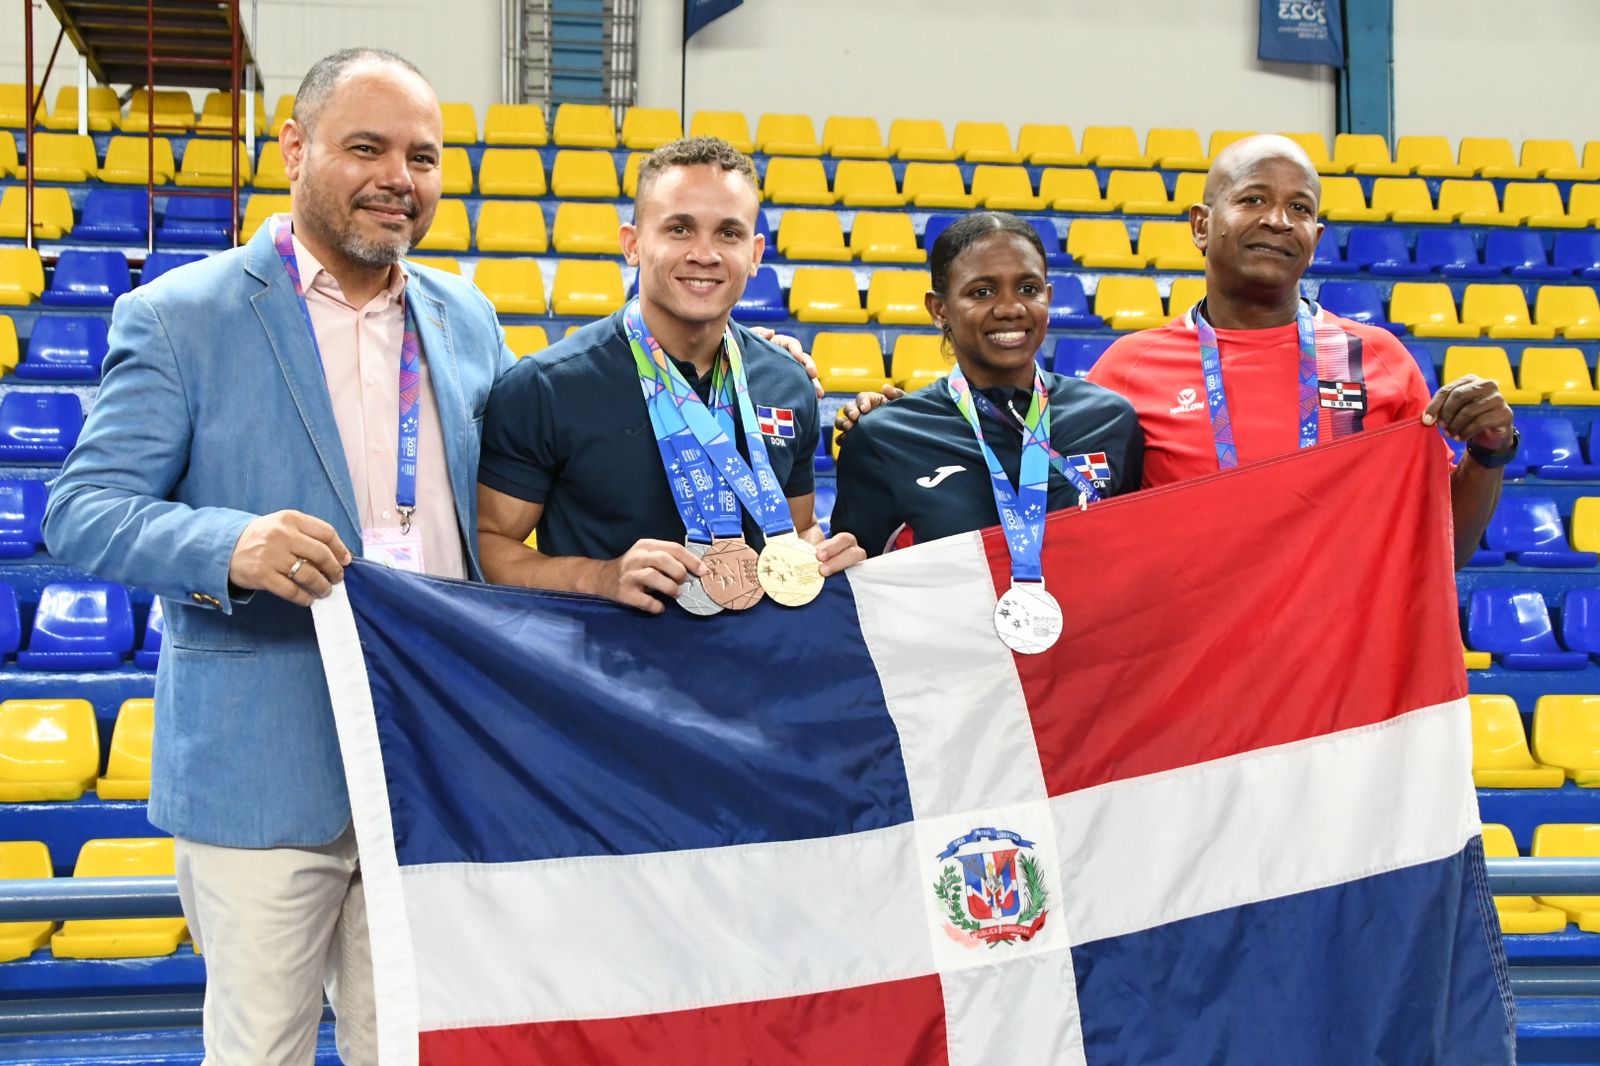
[43, 224, 514, 847]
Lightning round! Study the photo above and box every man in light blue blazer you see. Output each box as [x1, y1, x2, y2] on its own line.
[43, 48, 512, 1065]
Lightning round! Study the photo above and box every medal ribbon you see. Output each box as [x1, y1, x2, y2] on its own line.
[271, 215, 420, 532]
[967, 389, 1102, 503]
[945, 365, 1058, 583]
[623, 300, 793, 540]
[1194, 297, 1319, 471]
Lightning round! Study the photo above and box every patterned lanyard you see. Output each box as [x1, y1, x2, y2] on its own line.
[945, 365, 1055, 583]
[623, 300, 793, 539]
[270, 215, 421, 532]
[967, 387, 1101, 505]
[1194, 298, 1319, 471]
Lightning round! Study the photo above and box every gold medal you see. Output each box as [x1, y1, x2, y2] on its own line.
[700, 537, 764, 611]
[757, 531, 826, 607]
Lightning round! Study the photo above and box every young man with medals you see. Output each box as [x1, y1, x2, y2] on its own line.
[477, 137, 865, 611]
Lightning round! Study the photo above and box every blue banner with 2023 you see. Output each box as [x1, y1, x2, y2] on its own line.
[1259, 0, 1345, 66]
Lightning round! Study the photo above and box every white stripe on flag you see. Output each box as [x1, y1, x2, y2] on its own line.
[941, 951, 1088, 1066]
[1053, 698, 1479, 946]
[848, 533, 1047, 819]
[312, 587, 421, 1066]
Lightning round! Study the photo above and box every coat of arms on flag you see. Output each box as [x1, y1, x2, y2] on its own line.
[314, 422, 1513, 1065]
[1318, 379, 1368, 411]
[757, 404, 796, 438]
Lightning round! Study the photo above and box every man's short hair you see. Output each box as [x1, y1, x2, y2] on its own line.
[634, 136, 759, 208]
[291, 48, 425, 134]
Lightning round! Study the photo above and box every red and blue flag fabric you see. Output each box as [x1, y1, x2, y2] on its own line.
[757, 404, 796, 438]
[314, 420, 1513, 1064]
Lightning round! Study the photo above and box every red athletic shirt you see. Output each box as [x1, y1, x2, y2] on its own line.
[1087, 305, 1435, 488]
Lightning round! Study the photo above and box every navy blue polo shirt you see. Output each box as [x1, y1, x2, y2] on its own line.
[479, 310, 819, 560]
[830, 372, 1143, 557]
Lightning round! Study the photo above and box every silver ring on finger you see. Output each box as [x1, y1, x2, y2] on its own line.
[289, 557, 307, 579]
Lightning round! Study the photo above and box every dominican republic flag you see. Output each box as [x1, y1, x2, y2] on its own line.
[313, 421, 1513, 1065]
[1319, 379, 1368, 411]
[757, 404, 796, 438]
[1065, 451, 1112, 482]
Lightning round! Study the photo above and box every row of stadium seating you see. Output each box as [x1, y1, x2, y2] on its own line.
[0, 698, 151, 802]
[0, 582, 160, 670]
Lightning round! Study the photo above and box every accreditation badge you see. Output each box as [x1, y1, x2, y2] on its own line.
[364, 526, 426, 573]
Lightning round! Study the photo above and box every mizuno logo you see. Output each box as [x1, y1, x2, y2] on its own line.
[917, 465, 966, 488]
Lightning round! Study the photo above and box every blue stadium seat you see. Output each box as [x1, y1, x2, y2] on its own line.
[156, 196, 233, 247]
[922, 214, 958, 255]
[1403, 343, 1441, 392]
[754, 210, 774, 257]
[1561, 589, 1600, 660]
[1552, 232, 1600, 280]
[1048, 275, 1102, 329]
[1415, 230, 1498, 278]
[1467, 589, 1589, 670]
[0, 479, 46, 558]
[0, 392, 82, 462]
[134, 598, 162, 670]
[39, 250, 130, 307]
[1028, 219, 1072, 268]
[1308, 228, 1343, 275]
[1484, 496, 1595, 567]
[74, 189, 149, 243]
[1519, 414, 1600, 479]
[0, 583, 18, 661]
[16, 582, 135, 671]
[139, 251, 205, 287]
[731, 266, 788, 324]
[1317, 281, 1402, 333]
[813, 424, 833, 475]
[1052, 336, 1111, 378]
[1347, 227, 1422, 276]
[814, 479, 837, 536]
[1485, 231, 1568, 280]
[14, 316, 109, 381]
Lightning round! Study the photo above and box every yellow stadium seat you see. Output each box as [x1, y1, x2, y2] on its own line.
[1041, 169, 1111, 213]
[0, 840, 53, 962]
[552, 103, 615, 148]
[0, 699, 98, 801]
[415, 199, 470, 252]
[821, 116, 887, 159]
[953, 122, 1021, 164]
[1501, 182, 1584, 229]
[475, 200, 549, 254]
[1320, 176, 1386, 222]
[239, 194, 290, 242]
[1521, 139, 1587, 180]
[1481, 824, 1568, 934]
[1142, 128, 1207, 171]
[1371, 178, 1448, 223]
[253, 141, 288, 189]
[1435, 180, 1516, 226]
[551, 202, 621, 255]
[1461, 284, 1554, 340]
[0, 187, 74, 240]
[503, 325, 551, 358]
[833, 160, 906, 208]
[1069, 220, 1142, 270]
[689, 111, 753, 153]
[472, 258, 547, 315]
[620, 107, 681, 150]
[1533, 823, 1600, 930]
[1137, 221, 1203, 271]
[1520, 347, 1600, 404]
[407, 256, 460, 274]
[1397, 136, 1473, 178]
[1570, 185, 1600, 226]
[268, 94, 294, 137]
[756, 113, 821, 156]
[484, 103, 548, 146]
[29, 133, 98, 181]
[901, 163, 974, 209]
[123, 89, 192, 133]
[1207, 130, 1256, 158]
[195, 91, 266, 136]
[621, 152, 646, 197]
[1081, 126, 1150, 169]
[0, 247, 45, 306]
[550, 149, 619, 199]
[1106, 171, 1181, 216]
[1018, 124, 1085, 166]
[1546, 141, 1600, 183]
[789, 267, 867, 323]
[1471, 694, 1563, 788]
[176, 139, 252, 187]
[1167, 277, 1207, 315]
[479, 148, 546, 197]
[1459, 136, 1536, 180]
[52, 839, 187, 959]
[777, 211, 851, 262]
[438, 147, 474, 196]
[890, 334, 950, 389]
[1095, 276, 1165, 331]
[1464, 647, 1492, 670]
[1575, 499, 1600, 553]
[0, 135, 15, 178]
[1534, 697, 1600, 786]
[550, 260, 624, 316]
[1441, 345, 1541, 403]
[1536, 287, 1600, 341]
[811, 333, 886, 392]
[1337, 133, 1410, 176]
[436, 102, 477, 145]
[43, 86, 121, 132]
[849, 213, 921, 264]
[762, 157, 835, 205]
[972, 165, 1042, 211]
[0, 84, 34, 128]
[867, 269, 933, 325]
[96, 699, 154, 801]
[1280, 131, 1340, 174]
[0, 315, 17, 372]
[1171, 172, 1208, 212]
[888, 119, 955, 162]
[1389, 284, 1480, 339]
[100, 136, 176, 185]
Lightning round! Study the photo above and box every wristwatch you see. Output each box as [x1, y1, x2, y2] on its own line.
[1467, 427, 1520, 469]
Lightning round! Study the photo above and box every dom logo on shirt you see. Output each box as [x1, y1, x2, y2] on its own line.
[757, 405, 795, 446]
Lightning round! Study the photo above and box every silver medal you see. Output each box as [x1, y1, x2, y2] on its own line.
[993, 582, 1063, 655]
[677, 540, 724, 617]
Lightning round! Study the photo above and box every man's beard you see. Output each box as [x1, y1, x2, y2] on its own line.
[300, 176, 417, 267]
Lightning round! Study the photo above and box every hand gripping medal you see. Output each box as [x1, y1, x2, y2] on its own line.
[677, 540, 724, 617]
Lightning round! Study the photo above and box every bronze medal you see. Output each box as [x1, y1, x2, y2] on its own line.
[700, 537, 764, 611]
[757, 531, 826, 608]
